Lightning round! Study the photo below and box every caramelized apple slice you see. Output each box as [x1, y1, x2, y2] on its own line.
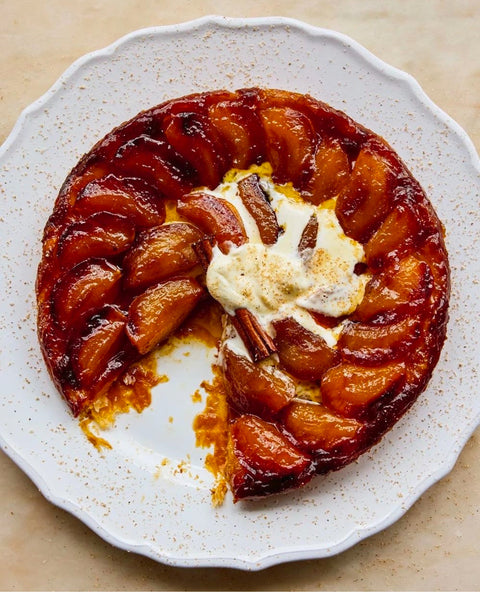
[335, 142, 393, 242]
[114, 135, 195, 200]
[364, 202, 423, 270]
[321, 362, 406, 419]
[75, 174, 165, 228]
[354, 256, 432, 323]
[259, 107, 316, 187]
[282, 400, 363, 456]
[57, 212, 135, 269]
[70, 305, 128, 388]
[237, 174, 280, 245]
[52, 259, 122, 331]
[208, 92, 266, 168]
[177, 192, 247, 253]
[123, 222, 204, 291]
[228, 414, 314, 500]
[273, 317, 337, 381]
[338, 317, 421, 364]
[222, 347, 294, 418]
[126, 278, 205, 355]
[163, 111, 226, 188]
[298, 213, 318, 256]
[303, 138, 350, 205]
[416, 234, 450, 330]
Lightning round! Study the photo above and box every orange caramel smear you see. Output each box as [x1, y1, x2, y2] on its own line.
[80, 298, 230, 504]
[192, 366, 230, 506]
[80, 352, 166, 448]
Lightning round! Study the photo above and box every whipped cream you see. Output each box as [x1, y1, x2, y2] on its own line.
[204, 165, 368, 347]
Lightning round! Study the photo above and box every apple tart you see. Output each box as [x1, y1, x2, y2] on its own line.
[36, 88, 450, 501]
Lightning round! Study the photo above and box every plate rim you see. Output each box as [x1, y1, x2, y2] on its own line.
[1, 14, 480, 571]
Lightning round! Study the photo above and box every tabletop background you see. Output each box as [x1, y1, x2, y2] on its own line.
[1, 1, 479, 590]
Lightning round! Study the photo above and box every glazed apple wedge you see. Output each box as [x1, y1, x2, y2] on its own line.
[338, 316, 422, 365]
[126, 278, 205, 355]
[222, 347, 294, 418]
[70, 305, 129, 389]
[208, 92, 266, 169]
[163, 111, 227, 189]
[302, 137, 350, 205]
[122, 222, 204, 291]
[114, 135, 195, 200]
[273, 317, 337, 381]
[281, 400, 364, 464]
[75, 174, 166, 227]
[227, 414, 315, 501]
[321, 362, 407, 420]
[353, 255, 432, 323]
[57, 212, 135, 270]
[51, 259, 122, 332]
[259, 106, 316, 186]
[177, 191, 247, 252]
[335, 139, 395, 243]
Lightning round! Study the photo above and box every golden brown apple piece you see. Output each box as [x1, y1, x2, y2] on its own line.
[415, 234, 450, 330]
[297, 213, 319, 256]
[228, 414, 314, 500]
[222, 347, 294, 418]
[163, 111, 226, 189]
[364, 202, 423, 270]
[338, 316, 421, 365]
[282, 400, 364, 457]
[208, 94, 266, 169]
[273, 317, 337, 381]
[126, 277, 205, 355]
[74, 174, 166, 228]
[70, 305, 129, 388]
[177, 192, 247, 253]
[303, 137, 350, 205]
[123, 222, 204, 291]
[321, 362, 406, 419]
[51, 259, 122, 331]
[259, 107, 316, 187]
[57, 212, 135, 270]
[335, 141, 393, 242]
[237, 174, 280, 245]
[114, 135, 195, 200]
[353, 255, 432, 323]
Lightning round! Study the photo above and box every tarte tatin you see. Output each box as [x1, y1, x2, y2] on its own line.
[36, 88, 450, 501]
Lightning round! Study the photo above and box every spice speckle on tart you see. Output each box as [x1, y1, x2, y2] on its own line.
[36, 87, 450, 502]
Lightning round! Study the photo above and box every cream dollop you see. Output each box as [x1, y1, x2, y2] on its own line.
[204, 165, 369, 347]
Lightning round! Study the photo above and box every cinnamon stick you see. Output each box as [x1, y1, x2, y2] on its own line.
[231, 308, 278, 362]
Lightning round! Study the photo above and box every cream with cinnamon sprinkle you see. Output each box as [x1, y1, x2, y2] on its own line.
[205, 165, 369, 349]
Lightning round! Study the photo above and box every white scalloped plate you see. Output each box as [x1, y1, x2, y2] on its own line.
[1, 16, 479, 570]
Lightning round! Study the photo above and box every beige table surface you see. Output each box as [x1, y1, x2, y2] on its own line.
[1, 1, 479, 590]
